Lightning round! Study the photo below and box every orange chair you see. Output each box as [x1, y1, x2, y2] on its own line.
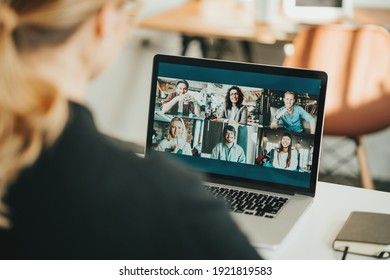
[283, 24, 390, 189]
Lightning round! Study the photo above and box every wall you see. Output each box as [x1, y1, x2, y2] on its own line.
[354, 0, 390, 8]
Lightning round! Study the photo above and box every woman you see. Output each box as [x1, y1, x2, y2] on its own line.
[155, 117, 192, 155]
[272, 133, 298, 170]
[0, 0, 259, 259]
[218, 86, 248, 125]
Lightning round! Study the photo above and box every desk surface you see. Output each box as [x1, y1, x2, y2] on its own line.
[140, 0, 294, 44]
[140, 0, 390, 44]
[258, 182, 390, 260]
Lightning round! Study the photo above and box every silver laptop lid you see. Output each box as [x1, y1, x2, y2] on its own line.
[146, 55, 327, 196]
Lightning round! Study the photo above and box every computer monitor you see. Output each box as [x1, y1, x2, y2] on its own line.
[283, 0, 354, 23]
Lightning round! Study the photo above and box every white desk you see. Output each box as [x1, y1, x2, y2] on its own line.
[258, 182, 390, 260]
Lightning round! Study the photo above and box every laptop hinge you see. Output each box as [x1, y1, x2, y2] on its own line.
[205, 178, 298, 197]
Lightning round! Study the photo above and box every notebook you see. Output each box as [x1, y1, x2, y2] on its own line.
[145, 54, 327, 248]
[333, 211, 390, 258]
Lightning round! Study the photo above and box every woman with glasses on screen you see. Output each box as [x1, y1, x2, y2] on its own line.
[217, 86, 248, 125]
[0, 0, 260, 259]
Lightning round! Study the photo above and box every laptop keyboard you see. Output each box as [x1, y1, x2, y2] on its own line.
[204, 185, 289, 219]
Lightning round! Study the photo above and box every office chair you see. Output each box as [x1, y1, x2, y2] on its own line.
[283, 24, 390, 189]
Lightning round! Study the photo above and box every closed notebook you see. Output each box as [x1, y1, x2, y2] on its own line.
[333, 211, 390, 258]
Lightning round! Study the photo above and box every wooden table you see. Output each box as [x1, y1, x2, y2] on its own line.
[139, 0, 390, 61]
[140, 0, 296, 43]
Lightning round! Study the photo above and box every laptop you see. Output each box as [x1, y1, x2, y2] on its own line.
[145, 54, 327, 248]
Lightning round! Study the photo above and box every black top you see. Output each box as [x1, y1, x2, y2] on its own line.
[0, 102, 260, 260]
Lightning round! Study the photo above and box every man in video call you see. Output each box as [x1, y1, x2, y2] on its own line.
[161, 80, 201, 117]
[211, 125, 246, 163]
[270, 91, 315, 134]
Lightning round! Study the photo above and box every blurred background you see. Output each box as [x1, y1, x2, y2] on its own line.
[86, 0, 390, 191]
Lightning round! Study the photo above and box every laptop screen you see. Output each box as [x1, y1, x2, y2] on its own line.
[146, 55, 327, 195]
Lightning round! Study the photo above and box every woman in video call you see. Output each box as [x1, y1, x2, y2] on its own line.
[155, 117, 192, 155]
[218, 86, 248, 125]
[271, 133, 299, 171]
[0, 0, 260, 259]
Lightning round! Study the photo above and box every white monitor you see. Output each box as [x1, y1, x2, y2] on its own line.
[283, 0, 354, 23]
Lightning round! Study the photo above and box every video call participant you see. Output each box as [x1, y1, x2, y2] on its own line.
[218, 86, 248, 125]
[270, 133, 298, 170]
[161, 80, 201, 117]
[0, 0, 260, 260]
[155, 117, 192, 155]
[211, 125, 246, 163]
[270, 91, 315, 134]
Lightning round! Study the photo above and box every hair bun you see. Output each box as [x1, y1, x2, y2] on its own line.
[0, 4, 18, 32]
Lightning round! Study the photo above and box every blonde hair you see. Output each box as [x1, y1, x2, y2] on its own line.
[0, 0, 119, 228]
[166, 117, 187, 141]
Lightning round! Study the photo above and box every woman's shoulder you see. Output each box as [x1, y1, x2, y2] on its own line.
[238, 105, 248, 111]
[220, 104, 228, 111]
[45, 125, 202, 203]
[42, 104, 183, 188]
[158, 138, 169, 145]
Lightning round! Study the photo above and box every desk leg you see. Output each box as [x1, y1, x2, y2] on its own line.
[181, 35, 208, 57]
[181, 35, 191, 56]
[241, 40, 253, 63]
[181, 36, 252, 62]
[214, 39, 253, 62]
